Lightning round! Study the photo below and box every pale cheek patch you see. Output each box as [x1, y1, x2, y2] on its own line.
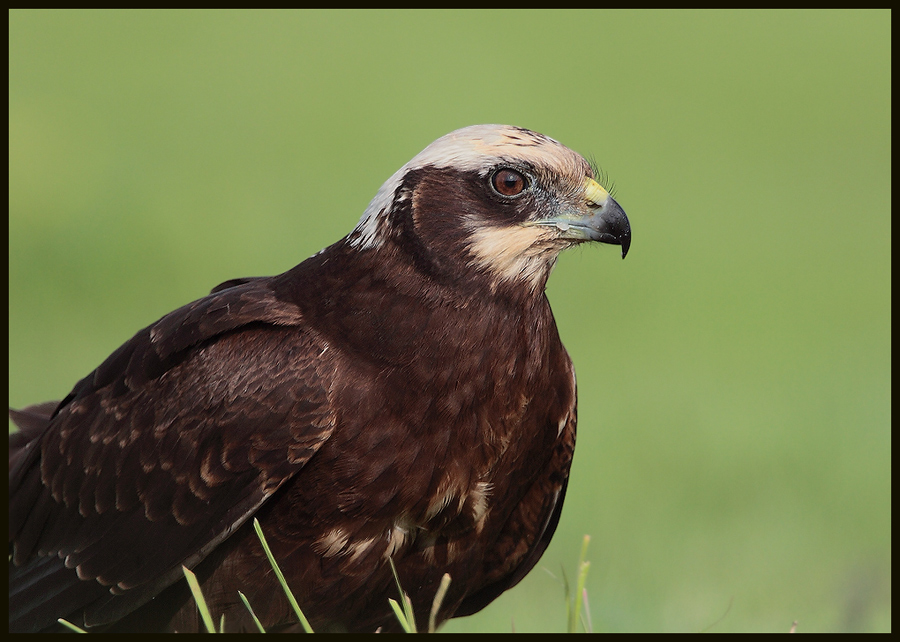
[467, 224, 567, 290]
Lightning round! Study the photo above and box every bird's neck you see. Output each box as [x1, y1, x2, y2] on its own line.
[280, 239, 556, 368]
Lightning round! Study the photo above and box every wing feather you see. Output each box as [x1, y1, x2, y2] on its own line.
[8, 278, 338, 632]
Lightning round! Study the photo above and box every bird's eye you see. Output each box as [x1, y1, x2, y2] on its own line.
[491, 168, 527, 197]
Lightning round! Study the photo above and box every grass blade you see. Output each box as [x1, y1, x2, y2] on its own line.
[253, 518, 314, 633]
[567, 535, 591, 633]
[388, 557, 417, 632]
[388, 598, 414, 633]
[238, 591, 267, 633]
[183, 565, 216, 633]
[581, 587, 593, 633]
[57, 618, 87, 633]
[428, 572, 452, 633]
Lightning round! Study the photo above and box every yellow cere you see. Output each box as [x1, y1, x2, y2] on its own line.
[583, 177, 610, 207]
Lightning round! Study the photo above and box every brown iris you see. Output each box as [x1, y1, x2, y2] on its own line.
[491, 168, 527, 197]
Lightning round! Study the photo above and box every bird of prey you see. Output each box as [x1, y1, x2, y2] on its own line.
[9, 124, 630, 633]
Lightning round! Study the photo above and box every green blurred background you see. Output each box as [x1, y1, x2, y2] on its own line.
[9, 10, 890, 633]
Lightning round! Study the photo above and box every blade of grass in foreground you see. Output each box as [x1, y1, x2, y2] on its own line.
[428, 572, 452, 633]
[253, 518, 314, 633]
[574, 537, 591, 632]
[57, 618, 87, 633]
[388, 557, 417, 633]
[566, 535, 592, 633]
[238, 591, 267, 633]
[183, 565, 217, 633]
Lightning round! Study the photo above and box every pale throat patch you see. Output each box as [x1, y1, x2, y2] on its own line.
[467, 224, 568, 290]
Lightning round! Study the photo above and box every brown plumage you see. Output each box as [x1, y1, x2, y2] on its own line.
[8, 125, 630, 633]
